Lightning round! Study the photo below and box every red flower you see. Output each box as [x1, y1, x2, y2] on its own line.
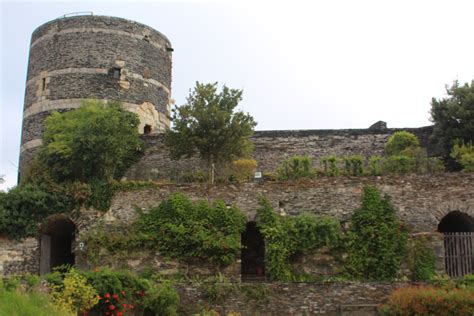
[116, 312, 123, 316]
[109, 305, 116, 310]
[112, 294, 119, 300]
[122, 303, 127, 308]
[120, 290, 126, 296]
[105, 299, 110, 303]
[104, 293, 111, 299]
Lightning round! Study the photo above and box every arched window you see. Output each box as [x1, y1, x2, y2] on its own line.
[39, 216, 76, 275]
[438, 211, 474, 278]
[241, 221, 265, 281]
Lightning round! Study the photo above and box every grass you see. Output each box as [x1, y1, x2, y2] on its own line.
[0, 288, 68, 316]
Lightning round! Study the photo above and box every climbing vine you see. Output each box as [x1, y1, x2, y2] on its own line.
[256, 198, 341, 280]
[345, 186, 408, 280]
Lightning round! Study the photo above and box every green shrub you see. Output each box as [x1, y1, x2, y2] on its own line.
[408, 236, 436, 281]
[320, 156, 340, 176]
[229, 158, 257, 182]
[24, 274, 41, 292]
[343, 155, 364, 176]
[379, 286, 474, 316]
[256, 198, 341, 280]
[385, 131, 420, 156]
[367, 156, 383, 176]
[134, 193, 246, 266]
[0, 184, 71, 239]
[345, 186, 408, 280]
[143, 281, 179, 315]
[49, 268, 98, 315]
[276, 156, 314, 180]
[382, 155, 415, 174]
[450, 140, 474, 172]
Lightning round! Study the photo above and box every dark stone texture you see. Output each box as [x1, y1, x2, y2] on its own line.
[24, 74, 169, 114]
[177, 282, 416, 315]
[20, 15, 172, 178]
[28, 31, 171, 87]
[125, 126, 434, 180]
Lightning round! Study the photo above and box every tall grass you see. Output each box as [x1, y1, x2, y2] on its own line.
[0, 288, 67, 316]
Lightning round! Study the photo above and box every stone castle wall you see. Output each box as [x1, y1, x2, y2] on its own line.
[19, 15, 173, 178]
[125, 126, 434, 180]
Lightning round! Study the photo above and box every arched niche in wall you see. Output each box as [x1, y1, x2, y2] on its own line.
[39, 215, 76, 275]
[241, 221, 265, 281]
[438, 211, 474, 278]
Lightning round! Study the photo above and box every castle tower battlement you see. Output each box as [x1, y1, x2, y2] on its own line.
[19, 14, 173, 177]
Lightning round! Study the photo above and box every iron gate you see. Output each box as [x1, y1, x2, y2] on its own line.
[444, 232, 474, 278]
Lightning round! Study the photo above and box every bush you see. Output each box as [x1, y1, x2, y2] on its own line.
[320, 156, 340, 176]
[385, 131, 420, 156]
[49, 268, 99, 315]
[134, 193, 247, 266]
[0, 184, 72, 239]
[382, 155, 415, 174]
[379, 286, 474, 316]
[276, 156, 314, 180]
[450, 141, 474, 172]
[345, 186, 408, 280]
[142, 281, 179, 316]
[407, 236, 436, 281]
[229, 159, 257, 182]
[343, 155, 364, 176]
[256, 198, 341, 280]
[367, 156, 383, 176]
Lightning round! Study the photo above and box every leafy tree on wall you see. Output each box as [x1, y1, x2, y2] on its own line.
[430, 80, 474, 163]
[39, 100, 143, 182]
[166, 82, 257, 184]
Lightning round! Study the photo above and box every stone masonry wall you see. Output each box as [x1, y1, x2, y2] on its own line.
[177, 281, 414, 315]
[0, 237, 39, 276]
[125, 126, 434, 181]
[112, 173, 473, 233]
[19, 15, 172, 179]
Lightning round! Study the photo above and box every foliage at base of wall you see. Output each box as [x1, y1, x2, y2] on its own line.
[84, 193, 247, 267]
[0, 280, 67, 316]
[407, 235, 436, 281]
[256, 197, 341, 281]
[45, 267, 180, 316]
[379, 285, 474, 316]
[344, 186, 408, 281]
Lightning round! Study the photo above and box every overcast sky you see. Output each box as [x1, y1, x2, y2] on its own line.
[1, 0, 473, 190]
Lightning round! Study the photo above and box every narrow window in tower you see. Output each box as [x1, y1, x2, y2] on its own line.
[143, 124, 152, 134]
[41, 78, 46, 91]
[112, 68, 121, 79]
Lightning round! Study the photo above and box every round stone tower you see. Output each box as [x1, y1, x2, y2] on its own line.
[19, 14, 173, 178]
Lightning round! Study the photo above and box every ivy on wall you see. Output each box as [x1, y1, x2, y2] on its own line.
[344, 186, 408, 280]
[256, 198, 341, 281]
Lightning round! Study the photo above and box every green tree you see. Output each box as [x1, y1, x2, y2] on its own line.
[345, 186, 407, 280]
[165, 82, 257, 183]
[384, 131, 420, 156]
[430, 80, 474, 160]
[40, 100, 143, 182]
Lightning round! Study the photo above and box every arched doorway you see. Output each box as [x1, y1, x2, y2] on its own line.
[438, 211, 474, 278]
[241, 222, 265, 281]
[39, 215, 76, 275]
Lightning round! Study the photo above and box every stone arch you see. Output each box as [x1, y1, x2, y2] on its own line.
[432, 201, 474, 224]
[241, 221, 265, 281]
[438, 211, 474, 278]
[39, 214, 77, 275]
[438, 211, 474, 233]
